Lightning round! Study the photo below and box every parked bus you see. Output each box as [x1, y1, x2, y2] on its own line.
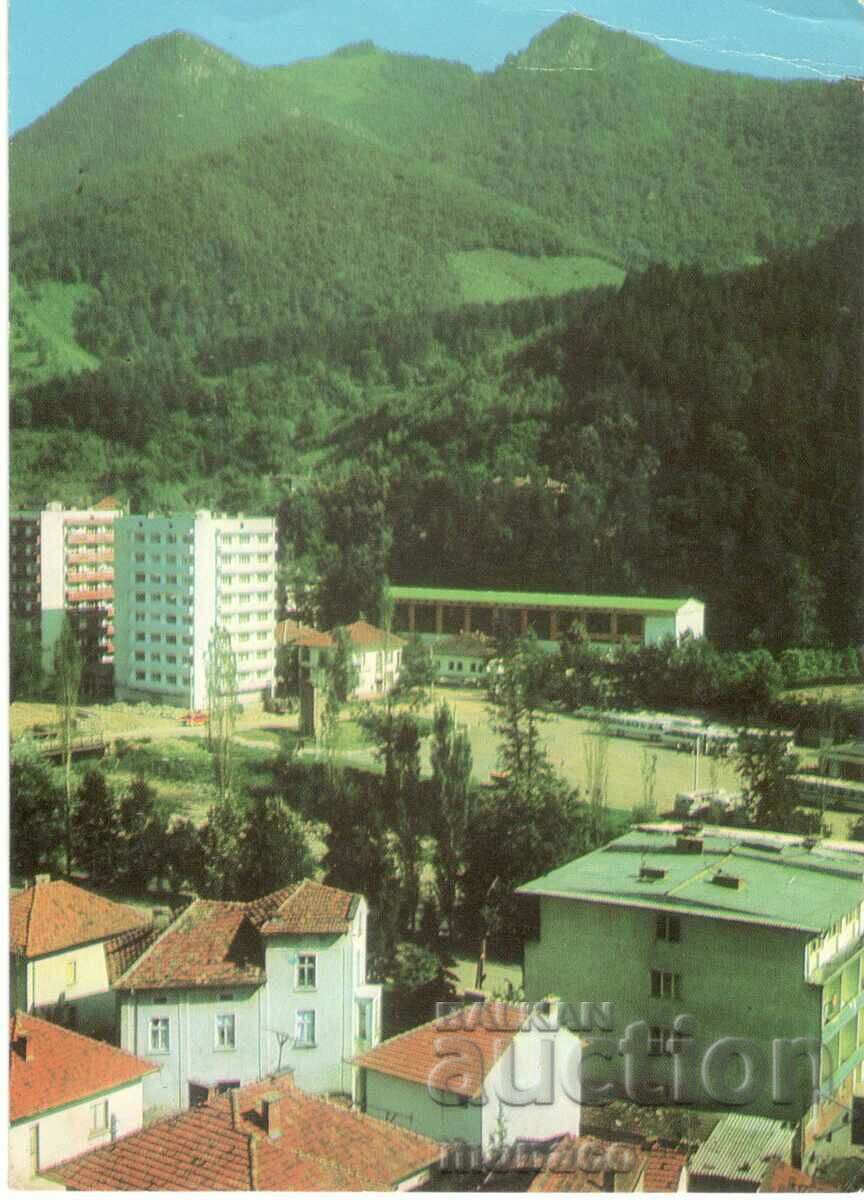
[791, 774, 864, 813]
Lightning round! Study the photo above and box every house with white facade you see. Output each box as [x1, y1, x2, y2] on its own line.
[355, 1001, 584, 1155]
[432, 633, 494, 685]
[10, 877, 155, 1041]
[115, 880, 382, 1113]
[9, 1012, 155, 1186]
[46, 1071, 441, 1191]
[113, 510, 277, 709]
[277, 619, 404, 699]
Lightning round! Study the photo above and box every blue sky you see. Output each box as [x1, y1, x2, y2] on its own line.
[10, 0, 864, 133]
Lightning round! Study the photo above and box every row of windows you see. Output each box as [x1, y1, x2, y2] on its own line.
[133, 612, 191, 625]
[134, 671, 188, 686]
[219, 533, 273, 545]
[134, 532, 190, 545]
[148, 1007, 316, 1054]
[134, 632, 192, 645]
[218, 590, 273, 604]
[134, 652, 190, 664]
[133, 553, 191, 565]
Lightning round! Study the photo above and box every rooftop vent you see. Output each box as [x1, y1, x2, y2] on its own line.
[675, 837, 703, 854]
[639, 865, 667, 881]
[711, 872, 742, 889]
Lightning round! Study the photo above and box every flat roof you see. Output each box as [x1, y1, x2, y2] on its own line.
[390, 587, 700, 613]
[517, 827, 864, 934]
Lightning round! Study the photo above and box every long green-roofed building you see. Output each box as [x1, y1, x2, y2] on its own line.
[389, 586, 704, 648]
[517, 825, 864, 1162]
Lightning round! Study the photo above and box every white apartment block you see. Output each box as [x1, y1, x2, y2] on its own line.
[113, 512, 277, 710]
[10, 498, 122, 679]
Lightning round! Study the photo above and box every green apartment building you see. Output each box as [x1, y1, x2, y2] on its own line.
[518, 826, 864, 1163]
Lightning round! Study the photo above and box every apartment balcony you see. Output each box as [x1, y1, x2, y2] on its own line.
[806, 902, 864, 985]
[67, 532, 114, 546]
[67, 588, 114, 604]
[67, 550, 114, 566]
[67, 570, 114, 585]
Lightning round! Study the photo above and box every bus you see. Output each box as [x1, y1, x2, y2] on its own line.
[791, 774, 864, 813]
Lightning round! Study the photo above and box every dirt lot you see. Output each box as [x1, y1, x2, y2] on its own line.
[12, 691, 858, 837]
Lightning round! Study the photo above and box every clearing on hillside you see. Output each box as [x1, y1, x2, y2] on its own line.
[450, 249, 624, 305]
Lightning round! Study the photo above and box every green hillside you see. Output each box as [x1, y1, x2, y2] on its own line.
[10, 275, 99, 391]
[450, 250, 625, 305]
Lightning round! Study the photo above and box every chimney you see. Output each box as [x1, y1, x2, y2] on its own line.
[34, 874, 51, 887]
[230, 1087, 241, 1130]
[261, 1092, 282, 1140]
[13, 1034, 32, 1062]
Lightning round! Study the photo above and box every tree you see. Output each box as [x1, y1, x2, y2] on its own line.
[10, 740, 64, 879]
[116, 778, 171, 892]
[237, 795, 316, 900]
[583, 723, 611, 842]
[206, 626, 238, 806]
[73, 768, 119, 885]
[320, 626, 358, 754]
[198, 797, 245, 900]
[430, 703, 473, 940]
[359, 707, 428, 933]
[54, 615, 83, 875]
[393, 636, 436, 708]
[164, 818, 206, 895]
[11, 619, 42, 700]
[736, 731, 817, 832]
[486, 631, 553, 801]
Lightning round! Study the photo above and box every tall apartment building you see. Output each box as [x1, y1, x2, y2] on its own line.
[10, 498, 122, 684]
[113, 511, 277, 709]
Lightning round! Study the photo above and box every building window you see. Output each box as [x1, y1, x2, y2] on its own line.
[215, 1014, 236, 1050]
[149, 1017, 170, 1053]
[655, 913, 681, 943]
[65, 960, 77, 986]
[650, 970, 682, 1000]
[648, 1026, 673, 1057]
[297, 954, 317, 990]
[90, 1100, 109, 1135]
[295, 1010, 316, 1048]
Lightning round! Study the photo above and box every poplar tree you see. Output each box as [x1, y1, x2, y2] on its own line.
[54, 616, 82, 875]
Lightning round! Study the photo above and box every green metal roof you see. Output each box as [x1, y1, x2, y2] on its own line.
[517, 828, 864, 934]
[689, 1114, 795, 1183]
[389, 586, 699, 613]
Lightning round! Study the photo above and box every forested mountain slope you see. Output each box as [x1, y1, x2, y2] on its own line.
[10, 17, 861, 368]
[11, 222, 862, 649]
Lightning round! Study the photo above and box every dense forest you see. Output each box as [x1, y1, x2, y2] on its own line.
[9, 17, 863, 650]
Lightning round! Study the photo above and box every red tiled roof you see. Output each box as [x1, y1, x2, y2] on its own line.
[357, 1002, 527, 1099]
[341, 620, 406, 650]
[92, 496, 121, 511]
[10, 880, 151, 958]
[275, 620, 331, 648]
[259, 879, 356, 936]
[642, 1146, 688, 1192]
[116, 883, 358, 990]
[10, 1012, 156, 1123]
[527, 1135, 646, 1192]
[275, 619, 405, 651]
[760, 1160, 836, 1193]
[47, 1072, 440, 1191]
[104, 923, 162, 984]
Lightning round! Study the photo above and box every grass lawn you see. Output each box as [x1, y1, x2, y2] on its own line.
[450, 249, 625, 305]
[10, 276, 99, 391]
[453, 955, 523, 998]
